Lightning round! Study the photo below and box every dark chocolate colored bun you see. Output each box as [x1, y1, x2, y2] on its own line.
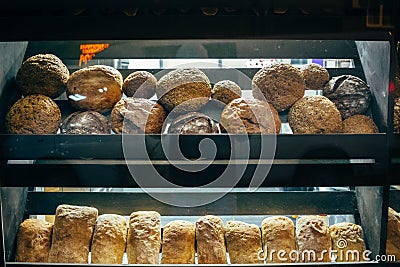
[323, 75, 371, 119]
[168, 112, 219, 134]
[60, 111, 110, 134]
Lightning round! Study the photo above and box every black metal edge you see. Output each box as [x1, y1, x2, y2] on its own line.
[0, 189, 6, 267]
[389, 188, 400, 211]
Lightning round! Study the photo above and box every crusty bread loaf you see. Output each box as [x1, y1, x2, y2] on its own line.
[387, 207, 400, 261]
[15, 219, 53, 262]
[261, 216, 296, 263]
[342, 115, 378, 134]
[161, 220, 195, 264]
[296, 216, 331, 262]
[91, 214, 127, 264]
[225, 220, 263, 263]
[126, 211, 161, 264]
[196, 215, 227, 264]
[48, 204, 98, 263]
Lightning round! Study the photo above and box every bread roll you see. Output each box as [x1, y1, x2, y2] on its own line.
[48, 204, 98, 263]
[394, 97, 400, 133]
[196, 215, 227, 264]
[261, 216, 296, 263]
[387, 207, 400, 261]
[296, 216, 331, 262]
[225, 221, 263, 263]
[15, 219, 53, 262]
[167, 112, 219, 134]
[329, 222, 366, 262]
[91, 214, 127, 264]
[211, 80, 242, 105]
[60, 111, 110, 134]
[127, 211, 161, 264]
[342, 115, 378, 134]
[161, 220, 195, 264]
[301, 63, 330, 90]
[123, 70, 157, 98]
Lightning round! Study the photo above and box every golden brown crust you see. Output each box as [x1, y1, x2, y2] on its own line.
[156, 68, 211, 113]
[127, 211, 161, 264]
[16, 54, 69, 99]
[387, 207, 400, 260]
[252, 63, 305, 111]
[196, 215, 227, 264]
[110, 97, 167, 134]
[394, 98, 400, 133]
[342, 115, 378, 134]
[123, 71, 157, 98]
[67, 65, 123, 113]
[6, 94, 61, 134]
[301, 63, 330, 90]
[15, 219, 53, 262]
[91, 214, 127, 264]
[219, 98, 281, 134]
[225, 220, 263, 264]
[296, 216, 332, 262]
[211, 80, 242, 104]
[261, 216, 296, 263]
[161, 220, 195, 264]
[288, 95, 342, 134]
[48, 204, 98, 263]
[329, 222, 366, 262]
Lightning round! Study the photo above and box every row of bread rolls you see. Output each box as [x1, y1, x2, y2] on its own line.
[15, 204, 370, 264]
[6, 53, 378, 134]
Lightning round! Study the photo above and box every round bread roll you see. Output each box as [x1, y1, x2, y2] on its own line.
[252, 63, 305, 111]
[122, 71, 157, 98]
[323, 75, 371, 119]
[289, 95, 342, 134]
[6, 94, 61, 134]
[394, 97, 400, 133]
[219, 98, 281, 134]
[301, 63, 330, 90]
[211, 80, 242, 105]
[67, 65, 123, 113]
[60, 111, 110, 134]
[342, 115, 378, 134]
[110, 98, 166, 134]
[16, 54, 69, 99]
[156, 68, 211, 113]
[168, 112, 219, 134]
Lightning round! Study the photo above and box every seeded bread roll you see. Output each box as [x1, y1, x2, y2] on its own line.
[394, 98, 400, 133]
[60, 111, 110, 134]
[168, 112, 219, 134]
[219, 98, 281, 134]
[252, 63, 305, 111]
[196, 215, 227, 264]
[323, 75, 371, 119]
[48, 204, 98, 263]
[211, 80, 242, 104]
[296, 216, 331, 262]
[261, 216, 296, 263]
[15, 219, 53, 262]
[342, 115, 378, 134]
[91, 214, 127, 264]
[387, 207, 400, 261]
[6, 94, 61, 134]
[161, 220, 195, 264]
[67, 65, 123, 113]
[110, 97, 166, 134]
[16, 54, 69, 99]
[301, 63, 330, 90]
[127, 211, 161, 264]
[225, 221, 263, 264]
[289, 95, 342, 134]
[156, 68, 211, 113]
[329, 222, 366, 262]
[123, 71, 157, 98]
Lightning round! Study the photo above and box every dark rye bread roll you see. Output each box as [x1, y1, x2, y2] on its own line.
[168, 112, 219, 134]
[6, 94, 61, 134]
[122, 71, 157, 98]
[342, 115, 378, 134]
[16, 54, 69, 99]
[301, 63, 330, 90]
[288, 95, 342, 134]
[211, 80, 242, 105]
[67, 65, 123, 113]
[323, 75, 371, 119]
[60, 111, 110, 134]
[156, 68, 211, 113]
[110, 97, 166, 134]
[219, 98, 281, 134]
[252, 63, 305, 111]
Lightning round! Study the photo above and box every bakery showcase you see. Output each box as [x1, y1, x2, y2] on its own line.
[1, 1, 400, 266]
